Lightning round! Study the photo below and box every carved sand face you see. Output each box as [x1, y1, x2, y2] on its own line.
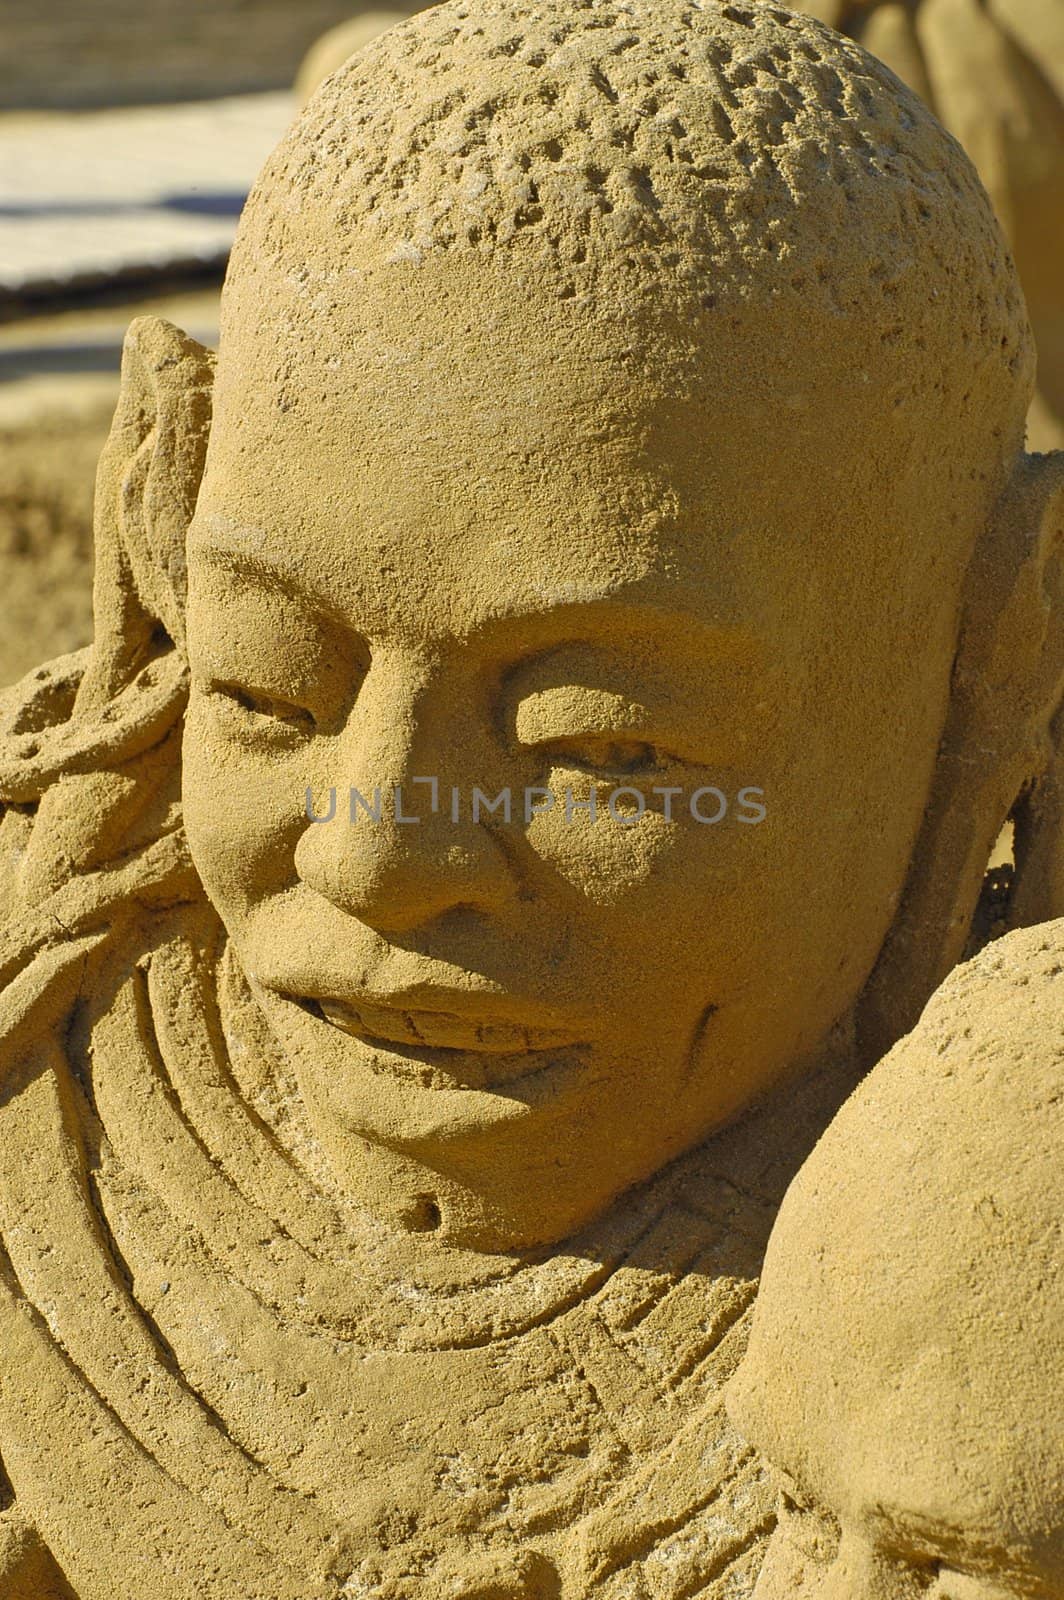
[183, 254, 971, 1249]
[735, 1348, 1064, 1600]
[727, 923, 1064, 1600]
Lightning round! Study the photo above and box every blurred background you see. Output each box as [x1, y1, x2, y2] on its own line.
[0, 0, 424, 687]
[0, 0, 1062, 689]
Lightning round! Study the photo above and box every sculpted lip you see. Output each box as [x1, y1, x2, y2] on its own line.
[314, 996, 580, 1054]
[287, 992, 590, 1093]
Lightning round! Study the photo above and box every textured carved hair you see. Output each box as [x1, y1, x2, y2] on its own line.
[236, 0, 1029, 409]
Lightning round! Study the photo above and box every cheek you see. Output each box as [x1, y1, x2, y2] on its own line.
[521, 773, 818, 974]
[524, 781, 681, 901]
[520, 785, 802, 1060]
[181, 700, 307, 915]
[524, 771, 767, 905]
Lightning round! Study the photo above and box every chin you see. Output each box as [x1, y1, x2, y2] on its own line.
[247, 974, 743, 1251]
[310, 1118, 623, 1249]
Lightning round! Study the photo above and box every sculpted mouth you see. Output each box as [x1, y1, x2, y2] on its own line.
[315, 997, 578, 1053]
[296, 995, 589, 1092]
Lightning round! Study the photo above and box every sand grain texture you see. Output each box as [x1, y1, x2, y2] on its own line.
[0, 2, 1062, 1595]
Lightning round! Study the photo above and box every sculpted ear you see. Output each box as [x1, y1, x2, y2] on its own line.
[1009, 457, 1064, 930]
[856, 449, 1064, 1063]
[78, 315, 214, 711]
[0, 317, 212, 910]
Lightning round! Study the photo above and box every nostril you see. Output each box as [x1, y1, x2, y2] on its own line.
[293, 794, 516, 931]
[400, 1195, 442, 1232]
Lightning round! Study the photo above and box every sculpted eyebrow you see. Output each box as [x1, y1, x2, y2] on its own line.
[191, 546, 761, 668]
[504, 599, 764, 668]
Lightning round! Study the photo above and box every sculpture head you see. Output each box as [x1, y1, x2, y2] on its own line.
[727, 918, 1064, 1599]
[73, 0, 1056, 1252]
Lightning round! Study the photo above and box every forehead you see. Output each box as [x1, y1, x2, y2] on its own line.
[194, 253, 950, 646]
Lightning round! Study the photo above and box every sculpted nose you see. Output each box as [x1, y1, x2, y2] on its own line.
[292, 660, 516, 933]
[295, 784, 515, 933]
[819, 1540, 903, 1600]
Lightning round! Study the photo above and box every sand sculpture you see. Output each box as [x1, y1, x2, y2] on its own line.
[0, 1, 1063, 1595]
[295, 9, 424, 106]
[798, 0, 1064, 451]
[728, 917, 1064, 1599]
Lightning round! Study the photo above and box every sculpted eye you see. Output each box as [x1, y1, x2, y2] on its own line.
[208, 680, 317, 736]
[540, 735, 661, 777]
[511, 686, 667, 776]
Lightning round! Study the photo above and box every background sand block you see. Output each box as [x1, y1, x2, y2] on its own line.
[0, 0, 426, 109]
[730, 916, 1064, 1598]
[295, 9, 426, 107]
